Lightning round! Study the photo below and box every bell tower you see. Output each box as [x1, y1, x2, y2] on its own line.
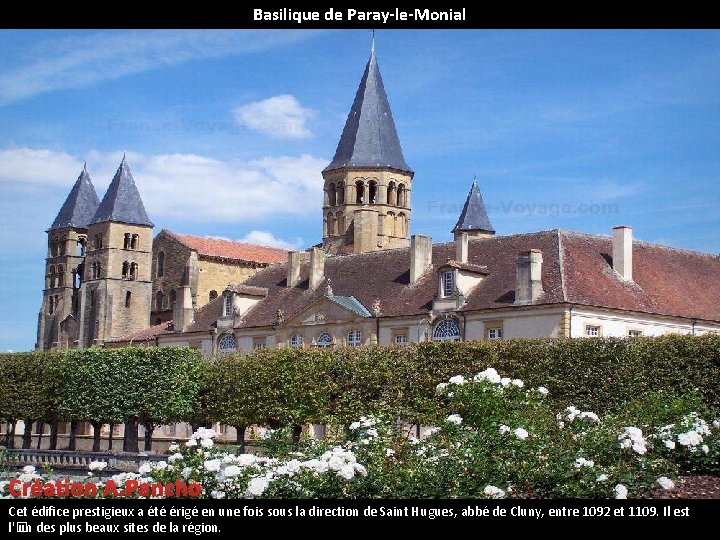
[322, 46, 414, 254]
[78, 157, 154, 347]
[37, 164, 99, 350]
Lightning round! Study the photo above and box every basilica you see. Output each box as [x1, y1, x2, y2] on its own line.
[38, 48, 720, 355]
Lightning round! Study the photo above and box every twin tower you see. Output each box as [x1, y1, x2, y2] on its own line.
[37, 157, 154, 350]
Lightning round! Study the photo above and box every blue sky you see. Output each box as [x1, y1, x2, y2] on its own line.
[1, 29, 719, 351]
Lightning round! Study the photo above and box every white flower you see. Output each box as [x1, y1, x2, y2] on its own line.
[200, 438, 214, 448]
[664, 440, 676, 450]
[514, 428, 529, 440]
[138, 463, 153, 475]
[247, 476, 270, 497]
[657, 477, 675, 490]
[435, 383, 449, 394]
[579, 412, 600, 423]
[474, 368, 501, 384]
[385, 448, 395, 457]
[702, 445, 710, 454]
[483, 485, 506, 499]
[210, 490, 226, 499]
[353, 464, 368, 477]
[574, 457, 595, 468]
[237, 454, 256, 467]
[446, 414, 463, 425]
[168, 443, 180, 452]
[596, 474, 609, 482]
[185, 438, 198, 447]
[425, 427, 441, 436]
[204, 459, 222, 472]
[366, 428, 378, 438]
[168, 453, 183, 464]
[713, 420, 720, 429]
[537, 386, 549, 396]
[224, 465, 242, 478]
[154, 461, 168, 471]
[349, 422, 361, 430]
[510, 379, 524, 388]
[337, 465, 355, 481]
[192, 427, 217, 440]
[500, 377, 511, 387]
[678, 431, 703, 447]
[408, 436, 420, 446]
[558, 421, 565, 430]
[88, 461, 108, 472]
[449, 375, 466, 385]
[614, 484, 628, 499]
[499, 424, 511, 435]
[22, 465, 36, 475]
[619, 426, 647, 454]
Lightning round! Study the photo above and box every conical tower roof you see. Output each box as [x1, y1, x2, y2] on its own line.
[453, 179, 495, 234]
[90, 156, 153, 227]
[49, 164, 100, 231]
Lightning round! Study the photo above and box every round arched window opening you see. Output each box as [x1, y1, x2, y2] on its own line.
[316, 332, 333, 349]
[432, 319, 461, 341]
[218, 334, 237, 354]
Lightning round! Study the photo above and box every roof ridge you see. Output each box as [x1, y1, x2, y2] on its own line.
[170, 231, 289, 252]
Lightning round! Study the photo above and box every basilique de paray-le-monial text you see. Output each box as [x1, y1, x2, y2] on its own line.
[253, 8, 466, 24]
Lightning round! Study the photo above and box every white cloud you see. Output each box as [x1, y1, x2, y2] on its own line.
[0, 30, 320, 104]
[234, 95, 315, 139]
[238, 230, 304, 250]
[0, 147, 327, 223]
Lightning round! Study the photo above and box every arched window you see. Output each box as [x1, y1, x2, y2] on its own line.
[328, 183, 336, 206]
[170, 289, 177, 308]
[337, 182, 345, 205]
[336, 211, 345, 235]
[156, 291, 164, 311]
[157, 251, 165, 277]
[209, 290, 218, 301]
[48, 296, 55, 315]
[57, 265, 65, 287]
[96, 263, 101, 278]
[223, 294, 233, 317]
[125, 291, 132, 308]
[122, 262, 129, 279]
[368, 180, 377, 204]
[131, 234, 139, 250]
[73, 270, 81, 289]
[432, 319, 461, 342]
[316, 332, 333, 349]
[398, 212, 407, 237]
[348, 330, 362, 347]
[218, 334, 236, 354]
[59, 237, 67, 255]
[96, 234, 103, 249]
[52, 238, 59, 257]
[90, 262, 97, 280]
[123, 233, 131, 250]
[387, 182, 396, 206]
[129, 263, 138, 281]
[90, 290, 95, 307]
[290, 334, 303, 348]
[355, 180, 365, 204]
[387, 212, 396, 237]
[397, 184, 406, 207]
[49, 266, 56, 288]
[327, 213, 337, 236]
[77, 238, 86, 257]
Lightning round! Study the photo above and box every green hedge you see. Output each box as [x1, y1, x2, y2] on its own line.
[1, 335, 719, 434]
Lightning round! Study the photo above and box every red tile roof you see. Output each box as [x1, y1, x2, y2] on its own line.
[165, 230, 289, 264]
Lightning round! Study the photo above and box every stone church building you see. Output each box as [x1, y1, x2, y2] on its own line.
[38, 48, 720, 356]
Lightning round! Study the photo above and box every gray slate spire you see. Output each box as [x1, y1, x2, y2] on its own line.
[90, 156, 153, 227]
[324, 49, 412, 174]
[453, 179, 495, 234]
[49, 163, 100, 231]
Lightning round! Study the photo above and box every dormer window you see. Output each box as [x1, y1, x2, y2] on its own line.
[441, 271, 455, 298]
[223, 294, 234, 317]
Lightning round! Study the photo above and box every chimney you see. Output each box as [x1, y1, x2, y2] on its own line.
[287, 251, 301, 288]
[173, 265, 195, 332]
[612, 225, 633, 281]
[456, 232, 469, 264]
[515, 249, 543, 304]
[309, 247, 325, 289]
[410, 234, 433, 284]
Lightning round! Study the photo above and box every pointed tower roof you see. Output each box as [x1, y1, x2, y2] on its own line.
[324, 49, 412, 174]
[453, 179, 495, 234]
[90, 156, 153, 227]
[49, 163, 100, 231]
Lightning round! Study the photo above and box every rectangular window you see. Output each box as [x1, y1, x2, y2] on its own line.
[253, 338, 266, 350]
[394, 335, 409, 346]
[628, 329, 643, 337]
[348, 330, 362, 347]
[442, 271, 455, 298]
[224, 295, 233, 317]
[487, 328, 503, 340]
[166, 424, 176, 436]
[585, 325, 601, 337]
